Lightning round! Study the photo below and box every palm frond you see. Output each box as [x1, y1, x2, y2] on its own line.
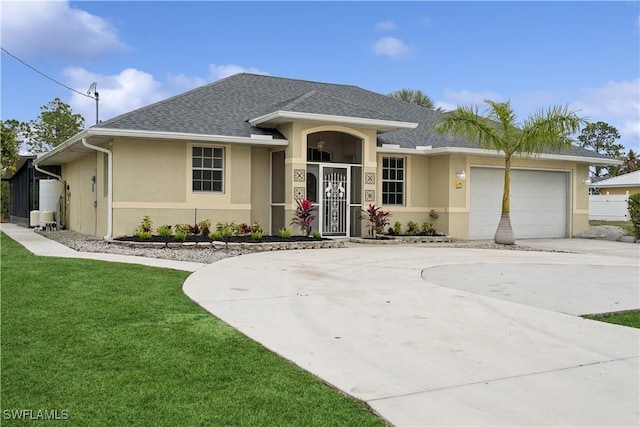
[519, 104, 586, 155]
[432, 104, 504, 151]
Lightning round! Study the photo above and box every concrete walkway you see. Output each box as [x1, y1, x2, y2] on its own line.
[0, 223, 205, 272]
[184, 242, 640, 426]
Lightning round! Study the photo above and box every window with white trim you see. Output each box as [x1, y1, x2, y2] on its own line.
[192, 146, 224, 192]
[382, 156, 404, 205]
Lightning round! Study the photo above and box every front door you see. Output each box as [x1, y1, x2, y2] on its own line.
[320, 165, 350, 237]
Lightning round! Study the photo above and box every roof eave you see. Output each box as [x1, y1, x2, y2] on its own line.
[35, 128, 289, 165]
[249, 111, 418, 132]
[376, 145, 624, 165]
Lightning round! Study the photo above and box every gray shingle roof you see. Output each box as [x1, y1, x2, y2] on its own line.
[96, 73, 607, 159]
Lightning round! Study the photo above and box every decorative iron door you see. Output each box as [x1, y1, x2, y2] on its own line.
[321, 166, 349, 237]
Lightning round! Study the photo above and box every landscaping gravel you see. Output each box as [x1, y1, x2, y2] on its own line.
[33, 227, 603, 264]
[36, 230, 248, 264]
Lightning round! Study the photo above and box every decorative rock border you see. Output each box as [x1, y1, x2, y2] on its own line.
[105, 238, 347, 251]
[350, 235, 455, 245]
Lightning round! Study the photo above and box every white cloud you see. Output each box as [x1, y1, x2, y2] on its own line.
[375, 21, 396, 31]
[371, 37, 411, 59]
[571, 79, 640, 152]
[436, 88, 504, 112]
[1, 1, 129, 61]
[207, 64, 269, 81]
[62, 64, 269, 124]
[64, 67, 165, 124]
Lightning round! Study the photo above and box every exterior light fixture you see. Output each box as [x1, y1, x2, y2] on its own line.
[582, 178, 592, 185]
[456, 170, 466, 180]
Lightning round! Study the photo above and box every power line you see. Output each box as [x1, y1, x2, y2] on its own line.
[1, 47, 94, 99]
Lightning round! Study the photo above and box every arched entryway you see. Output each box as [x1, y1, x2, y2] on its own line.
[306, 131, 363, 237]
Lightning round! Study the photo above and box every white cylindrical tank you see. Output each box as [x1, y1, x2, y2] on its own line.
[40, 211, 54, 223]
[39, 179, 64, 215]
[30, 210, 40, 227]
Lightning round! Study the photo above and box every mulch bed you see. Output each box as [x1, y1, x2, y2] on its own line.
[113, 235, 328, 244]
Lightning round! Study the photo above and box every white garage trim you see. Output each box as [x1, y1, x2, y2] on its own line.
[469, 167, 572, 240]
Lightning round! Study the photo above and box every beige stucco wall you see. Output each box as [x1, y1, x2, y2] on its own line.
[113, 138, 186, 203]
[108, 139, 256, 236]
[60, 138, 262, 237]
[95, 152, 108, 237]
[62, 152, 98, 235]
[250, 147, 271, 230]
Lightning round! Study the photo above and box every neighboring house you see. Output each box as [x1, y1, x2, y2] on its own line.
[589, 171, 640, 195]
[34, 73, 618, 240]
[1, 156, 62, 227]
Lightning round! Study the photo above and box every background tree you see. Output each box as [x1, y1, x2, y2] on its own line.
[576, 121, 623, 177]
[619, 149, 638, 174]
[433, 100, 584, 245]
[28, 98, 84, 153]
[1, 119, 29, 175]
[389, 88, 444, 111]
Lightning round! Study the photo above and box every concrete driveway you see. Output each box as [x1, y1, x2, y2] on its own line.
[183, 240, 640, 426]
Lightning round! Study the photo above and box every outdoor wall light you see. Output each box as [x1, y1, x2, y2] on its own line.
[582, 177, 592, 185]
[456, 170, 466, 180]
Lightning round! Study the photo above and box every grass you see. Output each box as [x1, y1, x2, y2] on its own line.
[0, 233, 385, 426]
[584, 310, 640, 329]
[589, 220, 634, 235]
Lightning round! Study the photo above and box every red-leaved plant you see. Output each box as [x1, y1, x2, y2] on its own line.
[361, 204, 391, 239]
[290, 199, 317, 237]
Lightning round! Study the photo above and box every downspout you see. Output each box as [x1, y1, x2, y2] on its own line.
[81, 138, 112, 239]
[34, 162, 63, 181]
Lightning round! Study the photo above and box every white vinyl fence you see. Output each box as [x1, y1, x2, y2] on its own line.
[589, 192, 630, 221]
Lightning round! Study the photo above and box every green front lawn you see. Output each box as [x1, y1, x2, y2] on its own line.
[0, 233, 385, 426]
[584, 310, 640, 329]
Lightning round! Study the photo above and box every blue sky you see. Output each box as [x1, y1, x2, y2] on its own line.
[2, 1, 639, 153]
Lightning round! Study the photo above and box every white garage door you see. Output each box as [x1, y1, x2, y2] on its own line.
[470, 168, 570, 240]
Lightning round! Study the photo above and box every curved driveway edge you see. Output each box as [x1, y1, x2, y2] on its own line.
[184, 243, 639, 426]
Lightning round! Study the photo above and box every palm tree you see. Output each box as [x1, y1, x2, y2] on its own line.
[432, 100, 585, 245]
[389, 88, 444, 111]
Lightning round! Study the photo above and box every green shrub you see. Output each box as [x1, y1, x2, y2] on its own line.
[393, 221, 403, 235]
[157, 225, 173, 238]
[406, 221, 419, 236]
[628, 192, 640, 238]
[311, 229, 321, 239]
[208, 230, 223, 241]
[279, 228, 292, 239]
[221, 227, 234, 240]
[135, 215, 153, 235]
[421, 222, 436, 236]
[174, 231, 187, 242]
[174, 223, 191, 235]
[136, 231, 152, 240]
[216, 221, 239, 235]
[251, 231, 263, 241]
